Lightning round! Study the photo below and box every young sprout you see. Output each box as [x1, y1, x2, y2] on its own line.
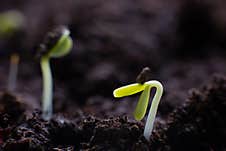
[113, 67, 163, 140]
[38, 26, 73, 120]
[7, 53, 20, 91]
[0, 10, 24, 37]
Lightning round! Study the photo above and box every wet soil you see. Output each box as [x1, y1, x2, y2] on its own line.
[1, 75, 226, 150]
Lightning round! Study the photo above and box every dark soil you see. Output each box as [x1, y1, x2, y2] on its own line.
[151, 75, 226, 151]
[1, 0, 226, 151]
[0, 75, 226, 150]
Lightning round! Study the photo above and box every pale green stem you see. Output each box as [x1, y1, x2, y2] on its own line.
[143, 80, 163, 140]
[8, 53, 19, 91]
[40, 56, 53, 120]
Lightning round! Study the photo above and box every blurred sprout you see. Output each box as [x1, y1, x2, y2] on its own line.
[0, 11, 25, 92]
[0, 10, 25, 37]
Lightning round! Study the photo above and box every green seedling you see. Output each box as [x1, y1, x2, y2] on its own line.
[38, 26, 72, 120]
[113, 68, 163, 140]
[0, 10, 24, 37]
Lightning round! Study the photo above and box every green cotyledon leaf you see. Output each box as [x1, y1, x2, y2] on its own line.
[113, 83, 145, 98]
[133, 85, 151, 121]
[49, 29, 72, 58]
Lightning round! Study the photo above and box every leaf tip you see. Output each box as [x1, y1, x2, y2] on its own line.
[113, 89, 120, 98]
[134, 113, 143, 121]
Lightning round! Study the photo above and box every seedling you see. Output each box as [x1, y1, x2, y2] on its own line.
[38, 26, 72, 120]
[113, 67, 163, 140]
[0, 11, 24, 92]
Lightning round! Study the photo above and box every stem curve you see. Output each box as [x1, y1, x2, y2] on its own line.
[143, 80, 163, 140]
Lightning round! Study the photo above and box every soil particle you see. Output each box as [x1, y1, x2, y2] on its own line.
[0, 92, 26, 128]
[0, 92, 26, 146]
[3, 111, 49, 151]
[49, 115, 82, 146]
[80, 116, 149, 150]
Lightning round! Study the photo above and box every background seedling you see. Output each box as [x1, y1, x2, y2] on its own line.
[0, 10, 25, 92]
[38, 26, 72, 120]
[0, 10, 24, 37]
[113, 67, 163, 140]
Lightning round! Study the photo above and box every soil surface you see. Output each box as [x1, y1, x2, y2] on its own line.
[1, 75, 226, 150]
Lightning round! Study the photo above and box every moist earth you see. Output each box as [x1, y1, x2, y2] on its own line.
[0, 75, 226, 150]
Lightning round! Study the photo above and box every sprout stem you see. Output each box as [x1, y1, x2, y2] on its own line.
[8, 53, 20, 91]
[38, 26, 72, 120]
[143, 80, 163, 140]
[40, 56, 53, 120]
